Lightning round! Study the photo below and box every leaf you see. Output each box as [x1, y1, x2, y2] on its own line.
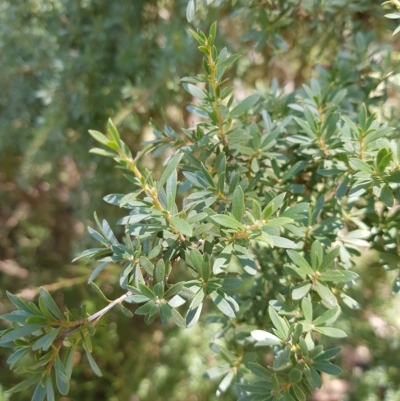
[124, 294, 150, 304]
[171, 216, 193, 237]
[301, 297, 313, 323]
[88, 261, 110, 283]
[88, 227, 108, 244]
[287, 251, 314, 275]
[158, 153, 183, 188]
[117, 304, 133, 317]
[139, 256, 154, 276]
[2, 311, 34, 324]
[39, 288, 65, 321]
[107, 119, 120, 143]
[217, 54, 241, 69]
[186, 303, 203, 328]
[270, 235, 297, 249]
[385, 12, 400, 19]
[251, 330, 281, 346]
[6, 375, 40, 394]
[101, 219, 118, 245]
[220, 277, 242, 291]
[283, 389, 296, 401]
[206, 363, 232, 380]
[311, 240, 323, 270]
[6, 292, 38, 314]
[64, 346, 76, 379]
[55, 356, 70, 395]
[153, 282, 164, 299]
[314, 327, 347, 338]
[263, 193, 286, 219]
[31, 382, 46, 401]
[282, 161, 306, 182]
[85, 348, 103, 377]
[190, 288, 205, 310]
[139, 284, 156, 300]
[265, 217, 293, 227]
[268, 306, 289, 339]
[314, 347, 342, 361]
[349, 158, 374, 174]
[186, 0, 195, 22]
[160, 303, 172, 326]
[89, 281, 110, 302]
[135, 301, 155, 315]
[314, 281, 337, 308]
[340, 293, 360, 309]
[318, 270, 358, 282]
[385, 171, 400, 183]
[380, 184, 394, 208]
[292, 282, 312, 300]
[89, 147, 116, 157]
[312, 308, 339, 326]
[88, 130, 108, 146]
[236, 249, 257, 275]
[217, 370, 235, 394]
[6, 347, 30, 365]
[231, 186, 244, 222]
[309, 365, 323, 388]
[164, 282, 185, 298]
[273, 345, 291, 369]
[289, 368, 302, 383]
[210, 291, 236, 318]
[319, 247, 340, 271]
[293, 383, 306, 401]
[0, 324, 46, 346]
[210, 214, 245, 230]
[45, 377, 55, 401]
[32, 328, 61, 351]
[154, 259, 165, 284]
[248, 362, 272, 380]
[183, 83, 206, 99]
[230, 94, 260, 117]
[190, 248, 206, 279]
[171, 308, 187, 328]
[313, 361, 342, 375]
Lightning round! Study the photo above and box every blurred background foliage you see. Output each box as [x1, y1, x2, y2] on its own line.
[1, 0, 400, 400]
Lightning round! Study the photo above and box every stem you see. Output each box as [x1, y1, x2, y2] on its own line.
[359, 135, 364, 160]
[53, 291, 133, 347]
[87, 291, 132, 323]
[119, 151, 186, 242]
[207, 49, 228, 146]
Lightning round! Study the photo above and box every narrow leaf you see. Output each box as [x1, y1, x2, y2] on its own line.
[158, 153, 183, 188]
[210, 214, 245, 230]
[268, 306, 289, 339]
[231, 186, 245, 222]
[171, 216, 193, 237]
[230, 95, 260, 117]
[85, 348, 103, 377]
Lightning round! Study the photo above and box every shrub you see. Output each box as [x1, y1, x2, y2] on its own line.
[1, 4, 400, 401]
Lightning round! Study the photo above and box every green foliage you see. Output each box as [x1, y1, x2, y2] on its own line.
[1, 1, 400, 401]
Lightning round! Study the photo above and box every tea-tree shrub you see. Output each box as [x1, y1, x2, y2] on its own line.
[1, 16, 400, 401]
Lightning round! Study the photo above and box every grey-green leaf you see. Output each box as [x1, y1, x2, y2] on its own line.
[268, 306, 289, 339]
[210, 291, 236, 318]
[210, 214, 245, 230]
[230, 94, 260, 118]
[39, 288, 65, 321]
[171, 216, 193, 237]
[158, 153, 183, 189]
[85, 348, 103, 377]
[231, 186, 244, 222]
